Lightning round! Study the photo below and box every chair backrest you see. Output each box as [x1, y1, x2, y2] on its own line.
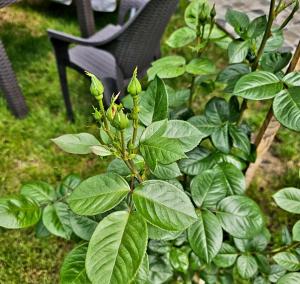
[118, 0, 148, 25]
[106, 0, 178, 78]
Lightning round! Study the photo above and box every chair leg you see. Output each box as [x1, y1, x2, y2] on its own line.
[57, 63, 74, 122]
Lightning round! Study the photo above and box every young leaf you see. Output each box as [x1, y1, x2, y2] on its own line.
[277, 272, 300, 284]
[86, 211, 148, 284]
[147, 56, 186, 81]
[70, 214, 98, 241]
[21, 181, 56, 204]
[273, 187, 300, 214]
[282, 72, 300, 87]
[52, 133, 100, 154]
[133, 180, 197, 231]
[234, 71, 283, 100]
[237, 255, 258, 279]
[213, 243, 238, 268]
[228, 40, 250, 64]
[188, 210, 223, 263]
[216, 196, 264, 238]
[139, 77, 169, 126]
[292, 220, 300, 241]
[225, 9, 250, 35]
[273, 252, 300, 271]
[68, 173, 130, 216]
[0, 196, 41, 229]
[273, 87, 300, 132]
[247, 15, 267, 38]
[167, 27, 196, 48]
[191, 169, 227, 208]
[60, 243, 91, 284]
[186, 58, 216, 75]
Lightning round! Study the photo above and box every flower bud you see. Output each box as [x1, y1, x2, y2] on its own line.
[85, 71, 104, 100]
[210, 4, 216, 19]
[199, 3, 209, 24]
[127, 67, 142, 97]
[112, 109, 130, 130]
[92, 106, 102, 121]
[106, 104, 118, 122]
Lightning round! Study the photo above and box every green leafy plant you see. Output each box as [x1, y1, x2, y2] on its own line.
[1, 0, 300, 283]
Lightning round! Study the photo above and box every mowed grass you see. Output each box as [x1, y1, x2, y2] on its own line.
[0, 1, 300, 283]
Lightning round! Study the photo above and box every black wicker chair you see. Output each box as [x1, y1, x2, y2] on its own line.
[0, 0, 28, 118]
[48, 0, 178, 121]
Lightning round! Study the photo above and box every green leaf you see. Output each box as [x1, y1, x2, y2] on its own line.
[52, 133, 100, 154]
[213, 243, 238, 268]
[132, 254, 150, 284]
[228, 40, 250, 64]
[229, 125, 251, 159]
[273, 87, 300, 131]
[147, 56, 186, 81]
[186, 58, 216, 75]
[211, 123, 230, 153]
[90, 145, 111, 157]
[247, 15, 267, 38]
[147, 223, 182, 241]
[151, 162, 181, 180]
[0, 196, 41, 229]
[268, 265, 286, 282]
[70, 214, 98, 241]
[86, 211, 148, 284]
[188, 115, 216, 139]
[60, 243, 91, 284]
[217, 63, 250, 93]
[273, 187, 300, 214]
[205, 97, 230, 124]
[184, 0, 210, 30]
[261, 52, 292, 73]
[255, 253, 271, 274]
[21, 181, 56, 204]
[169, 247, 189, 273]
[277, 272, 300, 284]
[292, 220, 300, 241]
[58, 174, 82, 196]
[216, 196, 264, 238]
[263, 29, 284, 52]
[139, 77, 169, 126]
[273, 252, 300, 271]
[215, 162, 246, 195]
[282, 72, 300, 87]
[237, 255, 258, 279]
[35, 219, 50, 238]
[167, 27, 196, 48]
[234, 71, 283, 100]
[225, 9, 250, 35]
[68, 173, 130, 216]
[133, 180, 197, 231]
[168, 88, 190, 109]
[43, 202, 72, 239]
[107, 156, 144, 177]
[149, 255, 173, 284]
[188, 210, 223, 263]
[191, 169, 227, 208]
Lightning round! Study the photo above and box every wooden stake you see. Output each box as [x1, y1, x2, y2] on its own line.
[245, 41, 300, 187]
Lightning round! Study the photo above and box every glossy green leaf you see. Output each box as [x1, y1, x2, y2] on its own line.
[225, 9, 250, 35]
[228, 40, 250, 64]
[211, 123, 230, 153]
[188, 115, 216, 139]
[52, 133, 100, 154]
[277, 272, 300, 284]
[167, 27, 196, 48]
[229, 125, 251, 159]
[90, 145, 111, 157]
[139, 77, 169, 126]
[216, 196, 264, 238]
[60, 243, 91, 284]
[147, 223, 181, 241]
[147, 56, 186, 81]
[21, 181, 56, 204]
[86, 211, 147, 284]
[35, 219, 50, 238]
[213, 243, 238, 268]
[107, 156, 144, 177]
[133, 180, 197, 231]
[149, 255, 173, 284]
[261, 52, 292, 73]
[268, 265, 286, 283]
[273, 87, 300, 132]
[237, 255, 258, 279]
[169, 247, 189, 273]
[205, 97, 230, 124]
[255, 253, 271, 274]
[273, 187, 300, 214]
[70, 214, 98, 241]
[292, 220, 300, 241]
[168, 87, 190, 109]
[132, 254, 150, 284]
[263, 29, 284, 52]
[68, 173, 130, 216]
[188, 210, 223, 263]
[191, 169, 227, 208]
[0, 196, 41, 229]
[58, 174, 82, 196]
[151, 162, 181, 180]
[186, 58, 216, 75]
[282, 72, 300, 87]
[43, 202, 72, 239]
[273, 252, 300, 271]
[234, 71, 283, 100]
[247, 15, 267, 38]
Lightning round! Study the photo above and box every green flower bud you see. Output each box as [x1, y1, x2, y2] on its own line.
[112, 109, 130, 130]
[199, 3, 209, 24]
[92, 106, 102, 121]
[210, 4, 216, 19]
[85, 71, 104, 100]
[106, 104, 118, 122]
[127, 67, 142, 97]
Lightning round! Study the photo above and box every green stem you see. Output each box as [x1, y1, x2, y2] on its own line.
[98, 99, 115, 142]
[270, 242, 300, 254]
[120, 130, 126, 157]
[279, 1, 299, 30]
[188, 76, 196, 110]
[130, 95, 139, 149]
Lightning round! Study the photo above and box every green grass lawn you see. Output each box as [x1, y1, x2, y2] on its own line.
[0, 2, 299, 283]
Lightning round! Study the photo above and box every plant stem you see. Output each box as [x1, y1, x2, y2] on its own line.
[130, 95, 139, 150]
[270, 242, 300, 254]
[124, 159, 143, 183]
[98, 99, 115, 142]
[279, 1, 299, 30]
[188, 76, 196, 109]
